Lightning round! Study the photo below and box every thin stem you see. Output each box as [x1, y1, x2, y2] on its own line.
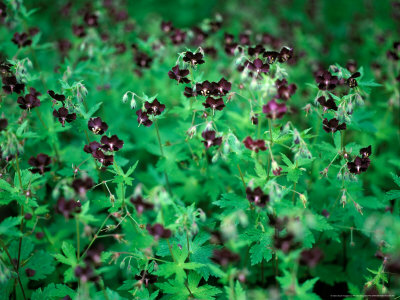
[268, 119, 273, 145]
[14, 153, 24, 271]
[80, 214, 111, 261]
[76, 215, 80, 260]
[154, 119, 172, 195]
[166, 239, 175, 262]
[237, 163, 246, 190]
[0, 239, 26, 300]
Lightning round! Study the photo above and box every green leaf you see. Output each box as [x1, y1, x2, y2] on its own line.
[52, 241, 77, 266]
[0, 216, 22, 237]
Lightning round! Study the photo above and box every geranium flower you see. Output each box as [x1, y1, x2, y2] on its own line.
[83, 141, 102, 154]
[263, 99, 287, 119]
[74, 265, 99, 283]
[317, 96, 338, 112]
[53, 107, 76, 126]
[300, 248, 324, 268]
[144, 99, 166, 116]
[101, 134, 124, 151]
[347, 156, 370, 174]
[201, 130, 222, 149]
[11, 32, 32, 48]
[134, 52, 152, 69]
[183, 51, 205, 66]
[136, 109, 153, 127]
[212, 248, 239, 266]
[315, 70, 339, 90]
[248, 44, 265, 57]
[92, 149, 114, 166]
[246, 186, 269, 207]
[246, 58, 269, 74]
[346, 71, 361, 88]
[161, 21, 174, 33]
[72, 177, 94, 197]
[170, 29, 186, 45]
[146, 223, 171, 239]
[263, 51, 280, 64]
[2, 76, 25, 94]
[196, 80, 214, 96]
[0, 118, 7, 131]
[56, 196, 81, 219]
[48, 90, 66, 105]
[278, 47, 293, 62]
[276, 79, 297, 100]
[360, 145, 371, 158]
[274, 232, 299, 253]
[130, 195, 154, 215]
[83, 12, 98, 27]
[183, 86, 197, 98]
[28, 153, 51, 174]
[239, 33, 250, 45]
[243, 136, 267, 153]
[214, 78, 232, 96]
[168, 65, 190, 84]
[72, 25, 86, 38]
[322, 118, 346, 133]
[202, 97, 225, 111]
[88, 117, 108, 135]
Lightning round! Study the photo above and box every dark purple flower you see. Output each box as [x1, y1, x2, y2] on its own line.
[161, 21, 174, 33]
[114, 42, 126, 54]
[315, 70, 339, 90]
[239, 33, 250, 45]
[246, 186, 269, 207]
[72, 177, 94, 197]
[88, 117, 108, 135]
[203, 97, 225, 111]
[190, 26, 208, 46]
[131, 195, 154, 215]
[360, 145, 371, 158]
[224, 43, 238, 56]
[74, 265, 99, 283]
[101, 134, 124, 151]
[24, 213, 32, 220]
[134, 52, 152, 69]
[183, 51, 205, 66]
[72, 25, 86, 38]
[243, 136, 267, 153]
[347, 156, 370, 174]
[214, 78, 232, 96]
[346, 71, 361, 88]
[317, 96, 338, 112]
[146, 223, 172, 239]
[263, 99, 287, 119]
[25, 268, 36, 277]
[11, 32, 32, 48]
[204, 46, 217, 58]
[196, 80, 214, 96]
[183, 86, 197, 98]
[274, 232, 299, 253]
[246, 58, 269, 75]
[251, 115, 258, 125]
[17, 93, 41, 110]
[263, 51, 280, 64]
[276, 79, 297, 101]
[57, 39, 72, 56]
[53, 107, 76, 126]
[212, 248, 239, 266]
[48, 90, 66, 105]
[136, 109, 153, 127]
[168, 65, 190, 84]
[201, 130, 222, 149]
[0, 118, 7, 131]
[92, 149, 114, 166]
[248, 44, 265, 57]
[135, 270, 158, 287]
[2, 76, 25, 94]
[322, 118, 346, 133]
[346, 60, 358, 73]
[300, 248, 324, 268]
[170, 29, 186, 45]
[83, 141, 102, 154]
[144, 99, 166, 116]
[28, 154, 51, 174]
[278, 47, 293, 63]
[84, 12, 98, 27]
[56, 197, 81, 219]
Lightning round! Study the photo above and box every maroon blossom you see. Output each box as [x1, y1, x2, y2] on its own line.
[246, 186, 269, 207]
[168, 65, 190, 84]
[263, 99, 287, 119]
[203, 97, 225, 111]
[28, 154, 51, 174]
[144, 99, 166, 116]
[101, 135, 124, 151]
[322, 118, 346, 133]
[88, 117, 108, 135]
[243, 136, 267, 153]
[53, 107, 76, 126]
[136, 109, 153, 127]
[146, 223, 171, 239]
[201, 130, 222, 149]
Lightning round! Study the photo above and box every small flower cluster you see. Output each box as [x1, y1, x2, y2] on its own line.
[135, 98, 166, 127]
[49, 90, 77, 127]
[84, 117, 124, 166]
[246, 186, 269, 207]
[347, 145, 372, 175]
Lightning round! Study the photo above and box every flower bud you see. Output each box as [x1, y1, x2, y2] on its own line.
[299, 194, 307, 208]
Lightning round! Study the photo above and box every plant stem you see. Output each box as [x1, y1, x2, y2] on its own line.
[76, 215, 80, 260]
[154, 119, 172, 195]
[166, 239, 175, 262]
[80, 214, 111, 261]
[237, 163, 246, 190]
[14, 153, 24, 272]
[0, 239, 26, 300]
